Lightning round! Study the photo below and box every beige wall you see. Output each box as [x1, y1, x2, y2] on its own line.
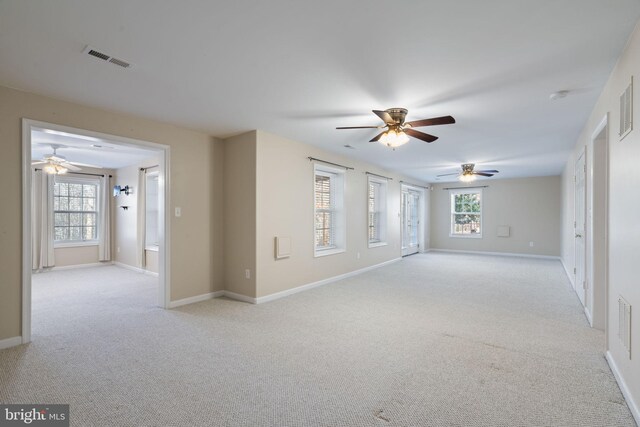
[430, 176, 561, 256]
[255, 130, 424, 298]
[0, 85, 224, 341]
[223, 131, 257, 297]
[561, 21, 640, 416]
[54, 245, 100, 267]
[145, 249, 159, 273]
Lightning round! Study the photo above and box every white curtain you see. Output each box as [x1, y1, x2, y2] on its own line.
[32, 170, 55, 270]
[136, 169, 146, 268]
[98, 175, 111, 261]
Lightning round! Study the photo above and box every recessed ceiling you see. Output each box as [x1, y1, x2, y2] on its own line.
[2, 1, 639, 182]
[31, 128, 158, 169]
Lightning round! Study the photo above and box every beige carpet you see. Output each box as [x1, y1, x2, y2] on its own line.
[0, 254, 635, 426]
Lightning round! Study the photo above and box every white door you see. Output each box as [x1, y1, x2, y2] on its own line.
[575, 151, 587, 306]
[402, 189, 420, 256]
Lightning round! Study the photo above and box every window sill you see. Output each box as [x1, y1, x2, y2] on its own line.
[368, 241, 388, 248]
[314, 247, 346, 258]
[449, 234, 483, 239]
[54, 241, 99, 248]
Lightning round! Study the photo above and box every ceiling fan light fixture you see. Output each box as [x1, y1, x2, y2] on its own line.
[43, 162, 68, 175]
[379, 129, 409, 148]
[459, 172, 476, 183]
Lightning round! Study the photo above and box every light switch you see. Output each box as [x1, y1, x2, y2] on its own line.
[175, 207, 181, 217]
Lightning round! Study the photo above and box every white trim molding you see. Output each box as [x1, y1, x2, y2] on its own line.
[220, 258, 403, 305]
[561, 258, 576, 288]
[46, 262, 113, 272]
[606, 351, 640, 425]
[114, 262, 159, 277]
[0, 336, 23, 350]
[430, 248, 560, 260]
[168, 291, 225, 309]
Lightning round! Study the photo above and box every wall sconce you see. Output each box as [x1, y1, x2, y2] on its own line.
[113, 185, 132, 196]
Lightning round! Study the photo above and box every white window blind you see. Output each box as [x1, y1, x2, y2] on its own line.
[367, 176, 388, 246]
[315, 172, 335, 248]
[314, 164, 345, 256]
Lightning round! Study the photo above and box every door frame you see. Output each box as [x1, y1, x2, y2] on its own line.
[574, 148, 587, 307]
[588, 114, 609, 332]
[400, 184, 426, 256]
[21, 119, 171, 344]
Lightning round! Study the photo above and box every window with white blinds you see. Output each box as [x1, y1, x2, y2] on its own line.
[367, 176, 388, 246]
[314, 164, 345, 256]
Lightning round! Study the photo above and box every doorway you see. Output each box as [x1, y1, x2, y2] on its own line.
[21, 119, 171, 344]
[401, 185, 425, 257]
[574, 150, 587, 307]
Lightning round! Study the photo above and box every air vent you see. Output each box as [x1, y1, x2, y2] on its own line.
[618, 296, 632, 359]
[619, 76, 633, 140]
[83, 45, 132, 69]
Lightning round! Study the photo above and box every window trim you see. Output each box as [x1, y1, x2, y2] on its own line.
[313, 163, 346, 257]
[53, 175, 100, 248]
[449, 188, 483, 239]
[367, 175, 388, 248]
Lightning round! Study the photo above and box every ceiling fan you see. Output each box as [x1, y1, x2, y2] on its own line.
[32, 144, 101, 175]
[437, 163, 499, 182]
[336, 108, 455, 149]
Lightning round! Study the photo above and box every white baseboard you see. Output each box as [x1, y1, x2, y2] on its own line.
[171, 258, 403, 307]
[168, 291, 225, 308]
[114, 261, 159, 277]
[430, 248, 560, 260]
[33, 262, 113, 273]
[223, 291, 257, 304]
[0, 336, 23, 350]
[254, 257, 402, 304]
[560, 258, 575, 288]
[584, 306, 593, 326]
[606, 351, 640, 425]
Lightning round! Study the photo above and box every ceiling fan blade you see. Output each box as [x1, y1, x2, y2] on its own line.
[404, 128, 438, 143]
[369, 132, 386, 142]
[31, 161, 46, 165]
[373, 110, 395, 125]
[405, 115, 456, 128]
[336, 126, 383, 129]
[436, 172, 461, 177]
[67, 161, 103, 169]
[473, 172, 494, 177]
[475, 169, 499, 174]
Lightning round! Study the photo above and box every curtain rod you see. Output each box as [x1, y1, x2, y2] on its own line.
[442, 185, 489, 190]
[35, 169, 112, 178]
[399, 181, 429, 190]
[140, 164, 159, 171]
[307, 157, 354, 170]
[366, 171, 393, 181]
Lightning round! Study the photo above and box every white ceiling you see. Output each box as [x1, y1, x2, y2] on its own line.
[2, 1, 640, 182]
[31, 128, 158, 169]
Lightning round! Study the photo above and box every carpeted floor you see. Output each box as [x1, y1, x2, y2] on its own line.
[0, 253, 635, 426]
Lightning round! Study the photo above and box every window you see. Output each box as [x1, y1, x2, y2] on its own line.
[450, 189, 482, 237]
[314, 164, 345, 256]
[54, 177, 99, 245]
[367, 176, 388, 247]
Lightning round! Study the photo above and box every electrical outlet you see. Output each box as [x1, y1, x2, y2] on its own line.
[175, 207, 182, 217]
[245, 269, 251, 279]
[529, 241, 534, 247]
[117, 247, 120, 253]
[357, 252, 361, 259]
